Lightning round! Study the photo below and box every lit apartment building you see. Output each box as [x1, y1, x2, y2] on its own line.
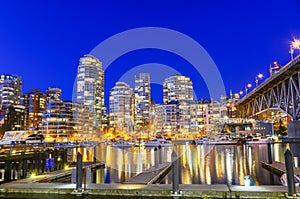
[21, 89, 46, 130]
[0, 74, 22, 114]
[154, 100, 212, 137]
[46, 87, 62, 104]
[2, 105, 25, 132]
[109, 82, 134, 132]
[76, 54, 104, 129]
[163, 75, 193, 104]
[134, 73, 151, 126]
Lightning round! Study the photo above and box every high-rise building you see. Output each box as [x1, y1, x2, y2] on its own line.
[163, 75, 193, 104]
[2, 105, 25, 132]
[0, 74, 22, 114]
[109, 82, 133, 132]
[76, 54, 104, 129]
[21, 89, 46, 130]
[46, 87, 62, 104]
[134, 73, 151, 126]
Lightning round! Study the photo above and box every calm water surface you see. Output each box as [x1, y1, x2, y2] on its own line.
[72, 142, 300, 185]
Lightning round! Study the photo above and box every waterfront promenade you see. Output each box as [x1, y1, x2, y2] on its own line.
[0, 182, 298, 198]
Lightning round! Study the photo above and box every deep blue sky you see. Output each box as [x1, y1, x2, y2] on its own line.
[1, 1, 300, 104]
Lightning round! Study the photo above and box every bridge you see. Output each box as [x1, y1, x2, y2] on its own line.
[237, 54, 300, 138]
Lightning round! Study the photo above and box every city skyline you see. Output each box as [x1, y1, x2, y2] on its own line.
[0, 1, 300, 104]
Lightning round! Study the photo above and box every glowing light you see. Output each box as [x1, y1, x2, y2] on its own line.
[247, 83, 252, 88]
[30, 172, 36, 178]
[257, 73, 263, 79]
[292, 39, 300, 49]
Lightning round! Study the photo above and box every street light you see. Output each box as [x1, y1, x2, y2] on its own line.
[255, 73, 263, 87]
[289, 38, 300, 60]
[245, 83, 252, 95]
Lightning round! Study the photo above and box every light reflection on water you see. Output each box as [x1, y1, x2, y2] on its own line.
[71, 142, 298, 185]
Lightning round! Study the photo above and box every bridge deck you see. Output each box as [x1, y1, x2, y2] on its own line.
[261, 161, 300, 176]
[124, 162, 171, 184]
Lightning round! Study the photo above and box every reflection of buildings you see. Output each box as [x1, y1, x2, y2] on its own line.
[76, 54, 104, 129]
[109, 82, 133, 132]
[134, 73, 151, 126]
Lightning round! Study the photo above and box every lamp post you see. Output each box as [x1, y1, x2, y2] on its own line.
[255, 73, 263, 87]
[245, 83, 252, 95]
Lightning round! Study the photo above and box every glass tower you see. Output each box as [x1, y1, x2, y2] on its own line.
[134, 73, 151, 126]
[76, 54, 104, 129]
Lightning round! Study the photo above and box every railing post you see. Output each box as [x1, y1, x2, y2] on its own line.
[158, 145, 162, 164]
[284, 149, 296, 197]
[76, 152, 83, 192]
[154, 147, 159, 168]
[171, 150, 180, 195]
[267, 142, 272, 164]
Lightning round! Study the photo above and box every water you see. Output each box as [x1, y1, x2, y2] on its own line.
[72, 142, 299, 185]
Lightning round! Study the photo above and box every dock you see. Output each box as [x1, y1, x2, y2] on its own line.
[261, 161, 300, 176]
[13, 162, 105, 183]
[124, 162, 171, 184]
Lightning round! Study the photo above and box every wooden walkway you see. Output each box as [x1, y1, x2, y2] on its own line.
[124, 162, 171, 184]
[261, 161, 300, 176]
[13, 161, 105, 183]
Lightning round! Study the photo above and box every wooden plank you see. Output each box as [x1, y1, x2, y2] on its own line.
[261, 161, 300, 176]
[124, 162, 171, 184]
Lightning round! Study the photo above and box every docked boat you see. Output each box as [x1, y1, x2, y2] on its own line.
[144, 138, 172, 147]
[194, 137, 209, 145]
[195, 137, 237, 145]
[246, 137, 274, 145]
[112, 139, 133, 148]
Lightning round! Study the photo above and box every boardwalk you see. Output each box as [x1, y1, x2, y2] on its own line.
[261, 161, 300, 176]
[12, 162, 105, 183]
[124, 162, 171, 184]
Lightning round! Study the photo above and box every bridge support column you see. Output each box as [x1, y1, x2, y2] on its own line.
[287, 121, 300, 139]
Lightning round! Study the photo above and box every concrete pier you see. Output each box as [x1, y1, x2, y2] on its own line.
[0, 183, 298, 198]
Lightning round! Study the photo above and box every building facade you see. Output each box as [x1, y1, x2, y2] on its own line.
[163, 75, 193, 104]
[109, 82, 133, 132]
[21, 89, 46, 130]
[0, 74, 22, 114]
[134, 73, 151, 126]
[2, 105, 25, 132]
[76, 54, 104, 129]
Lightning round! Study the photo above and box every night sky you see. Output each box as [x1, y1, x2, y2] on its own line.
[1, 1, 300, 105]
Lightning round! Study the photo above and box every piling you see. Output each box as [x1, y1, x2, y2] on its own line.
[284, 149, 296, 197]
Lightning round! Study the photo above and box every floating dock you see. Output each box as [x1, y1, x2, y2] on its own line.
[11, 162, 105, 183]
[124, 162, 171, 184]
[261, 161, 300, 176]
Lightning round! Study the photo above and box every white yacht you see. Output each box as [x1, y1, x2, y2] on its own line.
[195, 137, 237, 145]
[144, 138, 172, 147]
[112, 139, 133, 148]
[246, 137, 274, 145]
